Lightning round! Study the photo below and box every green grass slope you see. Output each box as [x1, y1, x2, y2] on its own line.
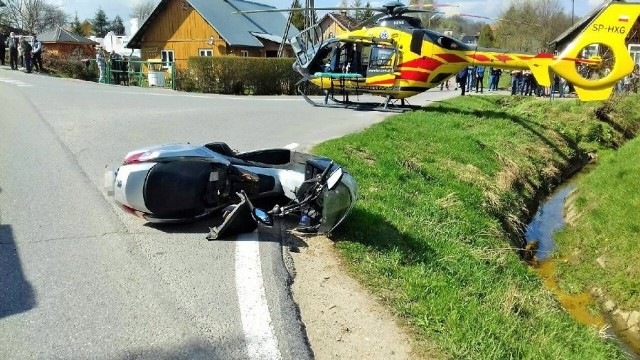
[313, 94, 640, 359]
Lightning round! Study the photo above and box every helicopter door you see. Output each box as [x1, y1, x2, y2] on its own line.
[367, 45, 397, 77]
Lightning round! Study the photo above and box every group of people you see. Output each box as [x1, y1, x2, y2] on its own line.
[2, 32, 43, 73]
[95, 48, 131, 85]
[446, 65, 568, 98]
[452, 66, 503, 96]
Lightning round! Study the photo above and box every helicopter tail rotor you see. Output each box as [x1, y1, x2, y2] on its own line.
[539, 3, 640, 101]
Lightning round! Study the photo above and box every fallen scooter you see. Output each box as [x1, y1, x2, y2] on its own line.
[105, 142, 357, 238]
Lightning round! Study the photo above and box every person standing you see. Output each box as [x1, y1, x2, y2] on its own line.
[467, 65, 475, 92]
[96, 49, 106, 83]
[475, 66, 485, 93]
[0, 32, 6, 66]
[522, 70, 533, 96]
[8, 33, 19, 70]
[110, 51, 121, 84]
[19, 38, 32, 73]
[457, 67, 468, 96]
[439, 78, 450, 90]
[510, 70, 522, 95]
[31, 35, 43, 72]
[490, 68, 502, 91]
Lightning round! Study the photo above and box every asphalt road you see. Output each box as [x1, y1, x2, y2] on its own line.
[0, 67, 458, 359]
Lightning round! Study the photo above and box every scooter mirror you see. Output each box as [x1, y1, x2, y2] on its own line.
[326, 168, 344, 191]
[253, 208, 274, 226]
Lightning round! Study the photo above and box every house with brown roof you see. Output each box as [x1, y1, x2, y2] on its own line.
[317, 11, 359, 40]
[37, 27, 98, 58]
[126, 0, 299, 68]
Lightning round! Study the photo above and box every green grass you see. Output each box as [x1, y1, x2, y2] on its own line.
[555, 138, 640, 310]
[312, 94, 640, 359]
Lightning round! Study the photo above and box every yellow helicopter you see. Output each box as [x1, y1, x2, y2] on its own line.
[241, 1, 640, 111]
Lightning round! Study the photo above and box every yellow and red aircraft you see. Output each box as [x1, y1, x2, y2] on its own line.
[243, 1, 640, 110]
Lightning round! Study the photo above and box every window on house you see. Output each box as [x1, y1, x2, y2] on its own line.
[241, 50, 249, 57]
[630, 44, 640, 65]
[199, 49, 213, 57]
[160, 50, 175, 67]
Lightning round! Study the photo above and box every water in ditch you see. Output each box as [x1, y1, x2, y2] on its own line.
[524, 182, 639, 358]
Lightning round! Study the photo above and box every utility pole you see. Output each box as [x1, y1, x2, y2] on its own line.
[571, 0, 575, 24]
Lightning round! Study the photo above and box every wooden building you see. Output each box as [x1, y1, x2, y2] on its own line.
[37, 27, 98, 59]
[317, 11, 359, 40]
[126, 0, 299, 69]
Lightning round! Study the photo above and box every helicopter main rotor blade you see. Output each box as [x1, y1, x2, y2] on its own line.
[447, 12, 543, 27]
[233, 7, 382, 14]
[406, 4, 458, 9]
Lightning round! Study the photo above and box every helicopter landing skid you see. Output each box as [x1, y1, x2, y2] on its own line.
[299, 88, 420, 113]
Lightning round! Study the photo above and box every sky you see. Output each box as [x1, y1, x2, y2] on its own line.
[55, 0, 610, 35]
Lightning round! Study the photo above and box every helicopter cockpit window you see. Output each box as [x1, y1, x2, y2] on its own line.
[370, 47, 395, 68]
[437, 37, 459, 49]
[422, 30, 471, 51]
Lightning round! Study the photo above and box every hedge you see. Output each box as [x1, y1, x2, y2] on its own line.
[180, 56, 306, 95]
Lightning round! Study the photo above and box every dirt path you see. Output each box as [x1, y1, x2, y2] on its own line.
[288, 235, 419, 359]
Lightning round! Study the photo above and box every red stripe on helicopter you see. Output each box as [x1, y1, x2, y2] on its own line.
[435, 53, 467, 63]
[532, 53, 600, 65]
[518, 55, 534, 60]
[468, 54, 491, 62]
[400, 57, 443, 71]
[494, 55, 513, 62]
[399, 70, 430, 82]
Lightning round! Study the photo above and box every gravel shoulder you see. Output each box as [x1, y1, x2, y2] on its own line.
[289, 235, 419, 359]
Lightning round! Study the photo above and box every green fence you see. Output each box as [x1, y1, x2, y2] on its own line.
[88, 58, 176, 90]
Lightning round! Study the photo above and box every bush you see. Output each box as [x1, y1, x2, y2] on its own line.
[184, 56, 301, 95]
[43, 52, 97, 81]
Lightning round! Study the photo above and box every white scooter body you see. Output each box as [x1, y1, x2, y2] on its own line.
[105, 143, 340, 223]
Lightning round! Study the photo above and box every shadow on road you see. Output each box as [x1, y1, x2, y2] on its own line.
[0, 224, 36, 318]
[115, 338, 242, 360]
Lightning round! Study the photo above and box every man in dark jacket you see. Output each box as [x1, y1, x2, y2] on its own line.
[0, 33, 6, 66]
[19, 37, 32, 73]
[457, 67, 468, 96]
[8, 33, 19, 70]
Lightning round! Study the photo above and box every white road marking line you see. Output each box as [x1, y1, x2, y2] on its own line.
[0, 78, 33, 87]
[235, 233, 282, 360]
[283, 143, 299, 150]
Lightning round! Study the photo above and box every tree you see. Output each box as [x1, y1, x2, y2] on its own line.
[110, 15, 125, 35]
[71, 12, 84, 35]
[290, 0, 304, 31]
[351, 0, 364, 21]
[39, 3, 67, 32]
[2, 0, 68, 34]
[478, 24, 495, 47]
[362, 2, 374, 21]
[493, 0, 572, 52]
[93, 8, 109, 37]
[130, 0, 157, 22]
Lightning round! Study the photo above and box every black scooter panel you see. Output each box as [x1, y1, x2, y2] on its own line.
[144, 161, 214, 219]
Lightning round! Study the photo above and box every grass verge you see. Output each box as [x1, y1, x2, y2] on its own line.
[555, 137, 640, 310]
[312, 94, 640, 359]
